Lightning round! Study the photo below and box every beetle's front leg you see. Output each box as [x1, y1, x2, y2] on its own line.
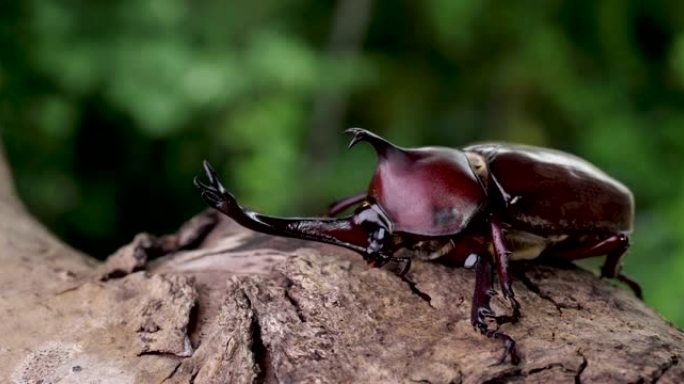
[471, 254, 521, 365]
[363, 225, 412, 275]
[489, 215, 521, 325]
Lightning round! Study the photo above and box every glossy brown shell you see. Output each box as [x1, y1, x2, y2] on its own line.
[368, 147, 487, 236]
[465, 143, 634, 235]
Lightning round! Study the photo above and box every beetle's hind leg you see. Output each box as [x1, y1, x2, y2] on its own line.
[599, 235, 643, 299]
[471, 254, 521, 365]
[542, 233, 643, 299]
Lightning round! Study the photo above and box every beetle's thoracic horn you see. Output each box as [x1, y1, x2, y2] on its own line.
[345, 128, 402, 157]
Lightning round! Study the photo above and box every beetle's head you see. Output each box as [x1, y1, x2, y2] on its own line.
[346, 128, 487, 237]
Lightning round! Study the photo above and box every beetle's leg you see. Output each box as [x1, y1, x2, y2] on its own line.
[606, 263, 642, 299]
[600, 235, 643, 300]
[364, 224, 412, 275]
[543, 234, 642, 299]
[471, 254, 521, 365]
[327, 192, 367, 216]
[489, 216, 521, 325]
[396, 257, 412, 276]
[367, 252, 412, 274]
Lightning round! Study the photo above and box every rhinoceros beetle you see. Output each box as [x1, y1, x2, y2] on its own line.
[194, 128, 640, 365]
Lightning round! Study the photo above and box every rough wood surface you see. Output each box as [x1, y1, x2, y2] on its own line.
[0, 145, 683, 383]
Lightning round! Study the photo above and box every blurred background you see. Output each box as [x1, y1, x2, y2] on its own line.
[1, 1, 683, 326]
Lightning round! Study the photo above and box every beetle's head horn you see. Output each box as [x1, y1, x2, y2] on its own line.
[345, 128, 401, 157]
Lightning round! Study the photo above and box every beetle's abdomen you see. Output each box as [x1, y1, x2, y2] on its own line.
[465, 144, 634, 235]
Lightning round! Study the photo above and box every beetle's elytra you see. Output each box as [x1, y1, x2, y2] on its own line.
[195, 128, 640, 365]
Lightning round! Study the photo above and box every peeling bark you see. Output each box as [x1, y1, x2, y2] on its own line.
[0, 146, 684, 383]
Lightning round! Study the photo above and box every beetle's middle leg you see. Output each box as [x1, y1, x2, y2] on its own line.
[327, 192, 367, 216]
[489, 216, 521, 325]
[471, 254, 521, 365]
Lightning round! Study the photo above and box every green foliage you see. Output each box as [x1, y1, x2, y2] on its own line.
[1, 0, 683, 325]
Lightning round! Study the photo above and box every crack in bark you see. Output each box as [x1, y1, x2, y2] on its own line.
[189, 369, 199, 384]
[244, 292, 271, 384]
[528, 363, 569, 374]
[575, 351, 588, 384]
[401, 275, 433, 307]
[482, 368, 523, 383]
[409, 372, 463, 384]
[652, 354, 679, 383]
[481, 350, 589, 383]
[516, 271, 564, 315]
[138, 351, 184, 358]
[159, 361, 182, 383]
[483, 364, 571, 383]
[284, 286, 307, 323]
[54, 282, 89, 296]
[186, 302, 200, 349]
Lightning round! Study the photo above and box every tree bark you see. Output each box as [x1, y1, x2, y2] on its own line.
[0, 145, 683, 384]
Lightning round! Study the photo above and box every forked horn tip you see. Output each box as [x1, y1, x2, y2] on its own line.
[345, 127, 372, 149]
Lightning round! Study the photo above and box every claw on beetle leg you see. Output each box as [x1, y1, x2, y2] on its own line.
[396, 257, 412, 276]
[363, 252, 412, 277]
[478, 323, 521, 366]
[365, 253, 388, 268]
[202, 160, 227, 194]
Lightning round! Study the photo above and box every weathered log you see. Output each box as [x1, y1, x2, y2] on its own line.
[0, 143, 683, 383]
